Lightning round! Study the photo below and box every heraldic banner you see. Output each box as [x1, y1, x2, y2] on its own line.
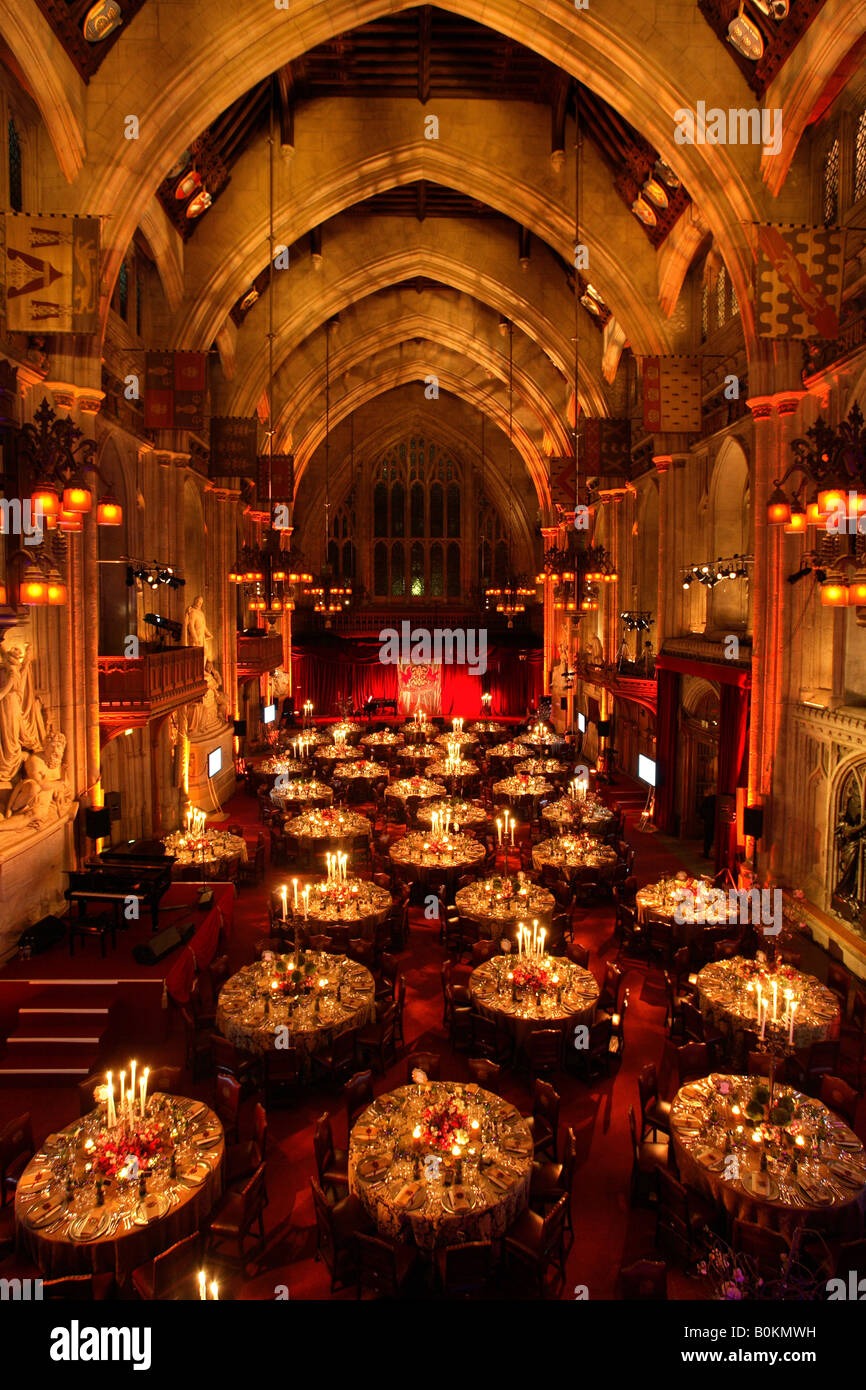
[144, 352, 207, 431]
[1, 213, 99, 333]
[397, 662, 442, 716]
[755, 224, 845, 339]
[642, 356, 702, 434]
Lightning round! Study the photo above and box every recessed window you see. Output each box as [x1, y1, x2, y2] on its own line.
[7, 119, 22, 213]
[823, 139, 839, 225]
[855, 111, 866, 204]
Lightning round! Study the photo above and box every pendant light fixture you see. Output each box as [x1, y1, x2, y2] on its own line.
[484, 322, 534, 624]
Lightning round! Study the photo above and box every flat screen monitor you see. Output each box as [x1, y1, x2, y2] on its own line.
[262, 703, 276, 725]
[207, 747, 222, 778]
[577, 712, 586, 734]
[638, 754, 656, 787]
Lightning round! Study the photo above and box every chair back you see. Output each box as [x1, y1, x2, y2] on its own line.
[215, 1073, 241, 1126]
[466, 1058, 500, 1089]
[820, 1073, 858, 1125]
[148, 1066, 182, 1096]
[442, 1241, 493, 1296]
[78, 1075, 104, 1116]
[539, 1192, 568, 1261]
[627, 1104, 640, 1159]
[567, 941, 590, 968]
[638, 1063, 658, 1112]
[526, 1028, 561, 1073]
[153, 1232, 202, 1298]
[310, 1178, 335, 1254]
[239, 1163, 268, 1224]
[676, 1041, 710, 1085]
[345, 1070, 375, 1129]
[357, 1232, 403, 1297]
[406, 1051, 441, 1082]
[211, 1034, 242, 1077]
[0, 1112, 33, 1174]
[252, 1101, 268, 1155]
[313, 1113, 335, 1182]
[532, 1078, 560, 1129]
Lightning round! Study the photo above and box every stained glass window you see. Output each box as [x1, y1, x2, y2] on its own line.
[7, 119, 22, 213]
[855, 111, 866, 204]
[118, 260, 129, 321]
[823, 139, 839, 225]
[701, 279, 709, 340]
[371, 441, 463, 599]
[716, 266, 727, 329]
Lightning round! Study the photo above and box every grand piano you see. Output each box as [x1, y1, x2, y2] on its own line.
[66, 840, 176, 933]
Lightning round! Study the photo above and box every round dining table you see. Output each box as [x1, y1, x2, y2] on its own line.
[400, 721, 438, 745]
[348, 1081, 533, 1250]
[284, 808, 372, 850]
[279, 875, 392, 939]
[695, 957, 841, 1052]
[670, 1072, 866, 1240]
[327, 721, 364, 744]
[531, 834, 617, 882]
[258, 757, 310, 780]
[541, 795, 615, 837]
[389, 830, 485, 888]
[425, 758, 479, 787]
[455, 875, 556, 936]
[216, 952, 376, 1057]
[435, 732, 479, 755]
[469, 954, 599, 1046]
[396, 744, 440, 769]
[467, 721, 507, 741]
[520, 727, 567, 753]
[487, 742, 532, 763]
[331, 759, 389, 783]
[385, 776, 445, 805]
[360, 731, 405, 752]
[416, 798, 488, 831]
[270, 778, 333, 810]
[635, 875, 743, 944]
[314, 744, 365, 767]
[493, 774, 554, 806]
[162, 829, 247, 878]
[14, 1095, 224, 1282]
[515, 758, 571, 779]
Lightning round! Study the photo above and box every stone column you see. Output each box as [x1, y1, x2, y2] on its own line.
[743, 395, 775, 864]
[540, 526, 559, 695]
[652, 455, 672, 651]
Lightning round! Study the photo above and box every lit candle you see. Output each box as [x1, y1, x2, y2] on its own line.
[281, 884, 288, 920]
[199, 1271, 207, 1301]
[496, 819, 502, 846]
[788, 1000, 797, 1046]
[130, 1059, 137, 1108]
[771, 980, 778, 1023]
[106, 1072, 115, 1129]
[510, 821, 515, 846]
[539, 928, 546, 958]
[119, 1071, 126, 1122]
[760, 999, 767, 1042]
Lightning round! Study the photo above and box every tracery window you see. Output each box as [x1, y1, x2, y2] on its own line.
[823, 139, 839, 225]
[327, 501, 356, 579]
[371, 438, 463, 598]
[855, 110, 866, 204]
[7, 118, 22, 212]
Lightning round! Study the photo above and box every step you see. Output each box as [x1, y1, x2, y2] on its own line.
[19, 986, 117, 1014]
[6, 1015, 109, 1045]
[0, 1041, 99, 1078]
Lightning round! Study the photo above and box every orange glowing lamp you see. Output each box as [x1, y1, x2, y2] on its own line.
[62, 483, 92, 513]
[96, 494, 123, 526]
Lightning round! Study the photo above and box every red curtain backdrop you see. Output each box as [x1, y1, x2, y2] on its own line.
[716, 681, 750, 872]
[655, 668, 680, 833]
[290, 640, 542, 718]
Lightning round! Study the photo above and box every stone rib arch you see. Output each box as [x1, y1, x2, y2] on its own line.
[65, 0, 767, 351]
[171, 108, 670, 354]
[289, 351, 551, 519]
[235, 296, 576, 463]
[0, 0, 85, 183]
[224, 218, 611, 416]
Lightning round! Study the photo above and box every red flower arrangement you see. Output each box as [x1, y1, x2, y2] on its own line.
[512, 961, 553, 993]
[420, 1095, 469, 1153]
[93, 1121, 165, 1178]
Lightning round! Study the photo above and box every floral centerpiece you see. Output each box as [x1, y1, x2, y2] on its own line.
[93, 1119, 166, 1178]
[512, 960, 553, 993]
[272, 951, 316, 994]
[743, 1079, 797, 1130]
[420, 1095, 469, 1153]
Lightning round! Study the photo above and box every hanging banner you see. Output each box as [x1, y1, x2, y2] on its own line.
[1, 213, 100, 333]
[579, 417, 631, 473]
[642, 356, 701, 434]
[256, 453, 294, 503]
[209, 416, 258, 476]
[756, 224, 845, 339]
[144, 352, 206, 430]
[396, 662, 442, 717]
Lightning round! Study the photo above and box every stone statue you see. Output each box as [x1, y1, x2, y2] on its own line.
[182, 595, 213, 670]
[187, 661, 229, 736]
[0, 626, 45, 784]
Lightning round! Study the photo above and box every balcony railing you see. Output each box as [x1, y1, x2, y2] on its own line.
[576, 657, 658, 715]
[98, 648, 207, 726]
[236, 632, 284, 677]
[292, 605, 542, 639]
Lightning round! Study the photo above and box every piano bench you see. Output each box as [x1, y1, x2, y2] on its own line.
[68, 913, 118, 958]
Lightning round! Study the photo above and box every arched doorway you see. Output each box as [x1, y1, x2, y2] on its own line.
[678, 681, 720, 848]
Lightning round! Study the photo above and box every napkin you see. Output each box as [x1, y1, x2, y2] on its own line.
[28, 1200, 63, 1229]
[483, 1163, 512, 1191]
[357, 1153, 390, 1180]
[394, 1182, 424, 1211]
[749, 1170, 774, 1198]
[353, 1123, 385, 1142]
[446, 1185, 472, 1212]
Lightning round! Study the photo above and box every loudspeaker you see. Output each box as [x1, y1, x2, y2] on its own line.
[85, 807, 111, 840]
[597, 720, 612, 737]
[17, 915, 66, 956]
[743, 806, 764, 840]
[105, 791, 122, 822]
[132, 920, 195, 965]
[233, 719, 247, 737]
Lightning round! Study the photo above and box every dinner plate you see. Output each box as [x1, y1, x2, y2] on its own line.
[70, 1210, 110, 1241]
[132, 1194, 171, 1226]
[28, 1200, 65, 1230]
[742, 1170, 779, 1201]
[828, 1161, 865, 1188]
[798, 1176, 833, 1205]
[357, 1153, 392, 1181]
[197, 1132, 222, 1149]
[180, 1162, 209, 1187]
[442, 1185, 475, 1214]
[393, 1182, 426, 1212]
